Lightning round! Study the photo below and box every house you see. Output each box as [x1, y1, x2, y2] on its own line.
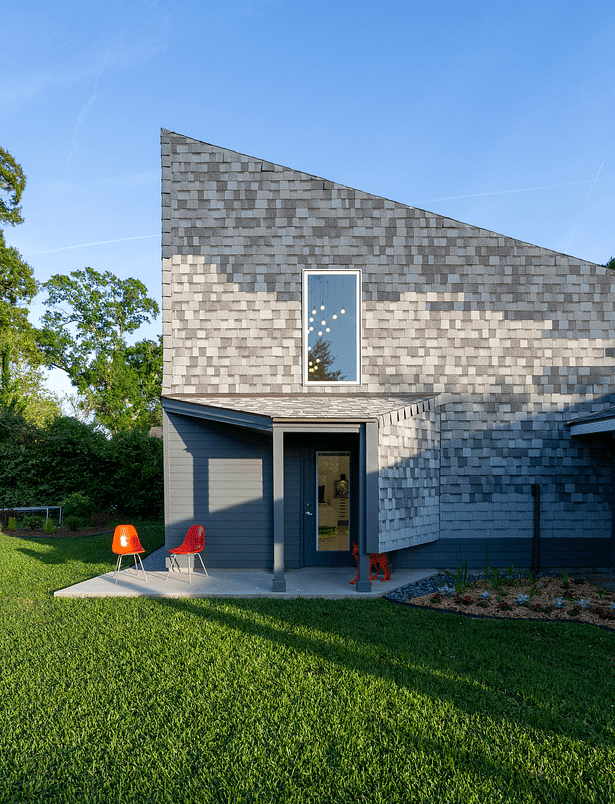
[161, 129, 615, 591]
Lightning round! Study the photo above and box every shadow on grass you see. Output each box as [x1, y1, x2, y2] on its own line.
[162, 595, 613, 731]
[111, 593, 611, 801]
[1, 585, 613, 800]
[9, 522, 165, 568]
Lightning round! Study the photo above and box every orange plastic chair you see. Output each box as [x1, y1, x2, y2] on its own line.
[166, 524, 208, 584]
[112, 524, 147, 583]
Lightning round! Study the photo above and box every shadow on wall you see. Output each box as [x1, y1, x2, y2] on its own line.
[396, 391, 615, 570]
[166, 393, 615, 572]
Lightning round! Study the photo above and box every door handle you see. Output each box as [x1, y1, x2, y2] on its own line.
[305, 511, 314, 516]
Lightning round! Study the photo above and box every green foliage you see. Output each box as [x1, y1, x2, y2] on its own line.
[0, 147, 26, 226]
[0, 148, 39, 406]
[4, 356, 62, 426]
[0, 507, 18, 526]
[64, 515, 81, 530]
[60, 491, 95, 521]
[103, 428, 164, 516]
[37, 267, 161, 433]
[443, 553, 470, 594]
[0, 529, 613, 804]
[77, 337, 163, 433]
[21, 514, 44, 529]
[7, 516, 16, 530]
[606, 257, 615, 270]
[0, 409, 163, 518]
[43, 517, 55, 534]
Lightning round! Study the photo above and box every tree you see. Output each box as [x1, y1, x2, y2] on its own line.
[5, 356, 62, 427]
[0, 148, 26, 226]
[77, 337, 163, 433]
[606, 257, 615, 271]
[307, 338, 345, 381]
[0, 148, 38, 408]
[37, 267, 161, 433]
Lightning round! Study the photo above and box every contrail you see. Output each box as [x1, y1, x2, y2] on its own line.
[421, 180, 591, 204]
[564, 161, 605, 254]
[34, 234, 159, 254]
[67, 58, 108, 166]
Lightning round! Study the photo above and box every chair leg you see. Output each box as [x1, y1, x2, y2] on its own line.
[134, 553, 147, 582]
[113, 554, 146, 582]
[165, 553, 181, 581]
[195, 552, 209, 577]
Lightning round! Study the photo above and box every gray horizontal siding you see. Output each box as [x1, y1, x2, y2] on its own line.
[165, 413, 273, 568]
[391, 537, 613, 571]
[283, 442, 303, 568]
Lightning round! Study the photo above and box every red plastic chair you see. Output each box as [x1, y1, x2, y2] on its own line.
[112, 524, 147, 583]
[166, 524, 208, 584]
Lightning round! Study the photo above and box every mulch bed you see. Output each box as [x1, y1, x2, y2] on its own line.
[389, 574, 615, 632]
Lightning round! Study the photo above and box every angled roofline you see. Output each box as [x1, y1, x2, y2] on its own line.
[161, 393, 438, 432]
[161, 128, 602, 265]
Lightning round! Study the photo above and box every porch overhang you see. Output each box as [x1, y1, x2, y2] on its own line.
[566, 406, 615, 437]
[162, 393, 436, 430]
[162, 393, 438, 594]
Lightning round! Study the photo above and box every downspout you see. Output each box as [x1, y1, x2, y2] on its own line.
[531, 483, 540, 573]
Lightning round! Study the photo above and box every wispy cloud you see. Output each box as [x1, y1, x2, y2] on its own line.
[2, 17, 169, 116]
[420, 180, 592, 204]
[33, 234, 159, 255]
[66, 60, 107, 166]
[0, 67, 88, 111]
[564, 162, 605, 254]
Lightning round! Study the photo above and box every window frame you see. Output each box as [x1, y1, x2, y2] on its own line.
[302, 269, 362, 386]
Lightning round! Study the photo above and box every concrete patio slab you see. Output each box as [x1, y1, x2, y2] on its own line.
[53, 547, 438, 599]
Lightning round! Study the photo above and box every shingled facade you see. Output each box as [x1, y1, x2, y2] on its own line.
[161, 129, 615, 591]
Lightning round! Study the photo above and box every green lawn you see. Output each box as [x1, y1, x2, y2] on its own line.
[0, 527, 614, 803]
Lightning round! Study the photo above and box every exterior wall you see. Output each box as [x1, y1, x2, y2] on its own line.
[164, 412, 273, 567]
[162, 130, 615, 564]
[378, 401, 440, 552]
[392, 536, 613, 571]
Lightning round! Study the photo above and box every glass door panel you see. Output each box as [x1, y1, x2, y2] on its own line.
[317, 451, 350, 552]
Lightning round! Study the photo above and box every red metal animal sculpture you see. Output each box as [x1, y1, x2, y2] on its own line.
[350, 541, 391, 584]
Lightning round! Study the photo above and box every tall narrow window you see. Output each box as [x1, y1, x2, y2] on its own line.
[303, 270, 361, 385]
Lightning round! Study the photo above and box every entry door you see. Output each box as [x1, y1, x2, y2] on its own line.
[303, 437, 358, 566]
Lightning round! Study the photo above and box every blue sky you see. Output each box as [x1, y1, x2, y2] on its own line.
[3, 0, 614, 396]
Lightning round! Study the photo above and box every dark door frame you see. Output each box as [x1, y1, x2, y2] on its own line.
[301, 434, 359, 567]
[272, 421, 378, 593]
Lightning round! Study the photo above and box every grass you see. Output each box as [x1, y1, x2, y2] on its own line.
[0, 528, 614, 803]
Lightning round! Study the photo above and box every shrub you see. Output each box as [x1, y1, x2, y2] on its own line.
[43, 518, 56, 534]
[0, 411, 163, 519]
[61, 492, 95, 521]
[22, 515, 44, 530]
[7, 516, 17, 531]
[91, 511, 109, 527]
[64, 516, 81, 530]
[0, 508, 18, 527]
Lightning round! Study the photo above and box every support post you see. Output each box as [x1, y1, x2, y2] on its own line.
[355, 423, 373, 592]
[272, 426, 286, 591]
